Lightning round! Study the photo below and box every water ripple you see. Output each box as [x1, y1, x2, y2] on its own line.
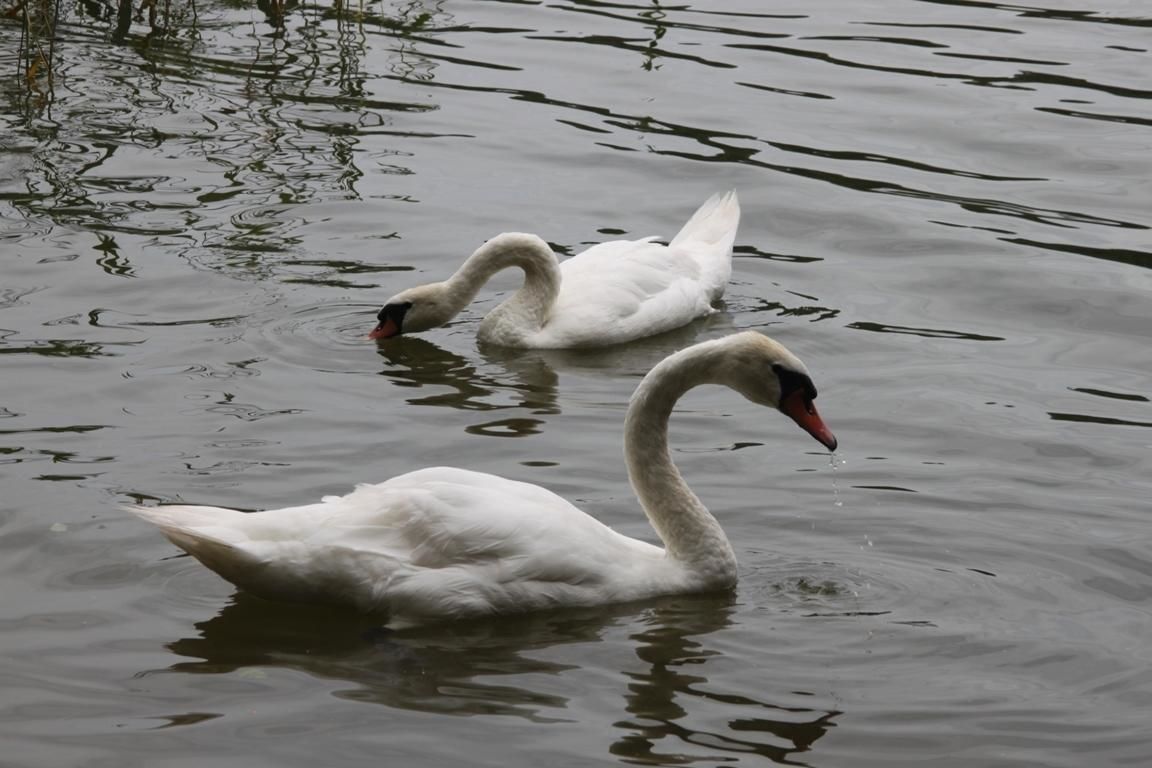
[3, 1, 1151, 766]
[252, 301, 380, 373]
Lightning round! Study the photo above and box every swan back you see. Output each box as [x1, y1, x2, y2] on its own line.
[517, 193, 740, 347]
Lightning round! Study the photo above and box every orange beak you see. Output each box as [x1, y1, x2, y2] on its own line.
[780, 389, 837, 451]
[368, 315, 400, 340]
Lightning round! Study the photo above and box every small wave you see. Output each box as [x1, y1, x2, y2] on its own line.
[252, 301, 380, 374]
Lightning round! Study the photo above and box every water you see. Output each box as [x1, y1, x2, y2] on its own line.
[2, 1, 1151, 765]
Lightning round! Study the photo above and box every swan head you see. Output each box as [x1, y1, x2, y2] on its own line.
[369, 283, 457, 340]
[703, 332, 838, 451]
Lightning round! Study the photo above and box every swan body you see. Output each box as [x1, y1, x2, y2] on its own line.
[370, 192, 740, 348]
[130, 331, 836, 628]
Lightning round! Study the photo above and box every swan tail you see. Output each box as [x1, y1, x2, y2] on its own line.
[670, 191, 739, 302]
[669, 190, 740, 250]
[128, 504, 262, 583]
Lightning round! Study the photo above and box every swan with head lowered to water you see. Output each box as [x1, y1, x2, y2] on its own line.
[129, 331, 836, 629]
[369, 192, 740, 348]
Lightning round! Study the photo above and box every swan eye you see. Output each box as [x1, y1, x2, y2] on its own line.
[771, 363, 818, 403]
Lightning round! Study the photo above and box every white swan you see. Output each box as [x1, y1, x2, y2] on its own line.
[130, 331, 836, 628]
[369, 192, 740, 348]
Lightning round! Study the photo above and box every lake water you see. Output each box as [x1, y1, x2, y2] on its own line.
[2, 1, 1151, 765]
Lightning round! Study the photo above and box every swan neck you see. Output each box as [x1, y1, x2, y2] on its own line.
[624, 351, 738, 582]
[447, 234, 561, 337]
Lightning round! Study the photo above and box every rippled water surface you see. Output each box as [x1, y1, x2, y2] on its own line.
[2, 1, 1151, 765]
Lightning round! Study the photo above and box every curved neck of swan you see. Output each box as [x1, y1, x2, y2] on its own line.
[624, 348, 739, 583]
[445, 233, 561, 339]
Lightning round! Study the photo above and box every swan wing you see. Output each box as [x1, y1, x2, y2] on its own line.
[528, 193, 739, 347]
[537, 240, 716, 346]
[366, 467, 651, 568]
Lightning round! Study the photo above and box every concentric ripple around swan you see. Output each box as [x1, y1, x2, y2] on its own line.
[251, 302, 382, 374]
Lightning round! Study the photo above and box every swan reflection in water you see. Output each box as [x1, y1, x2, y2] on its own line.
[613, 603, 842, 764]
[374, 336, 560, 438]
[158, 595, 839, 760]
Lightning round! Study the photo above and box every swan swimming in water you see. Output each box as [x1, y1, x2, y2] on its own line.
[130, 331, 836, 629]
[369, 192, 740, 348]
